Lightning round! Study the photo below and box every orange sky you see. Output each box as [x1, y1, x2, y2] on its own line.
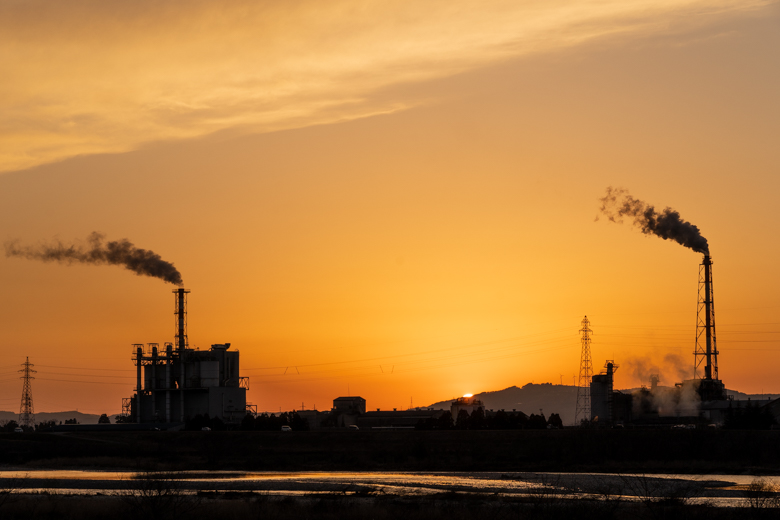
[1, 0, 779, 418]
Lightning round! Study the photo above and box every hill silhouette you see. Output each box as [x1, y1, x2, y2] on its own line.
[426, 383, 578, 424]
[425, 384, 780, 426]
[0, 410, 105, 425]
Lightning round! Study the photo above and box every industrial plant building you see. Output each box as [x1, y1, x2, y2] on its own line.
[298, 396, 442, 429]
[123, 289, 248, 425]
[450, 395, 485, 419]
[590, 361, 632, 427]
[585, 254, 780, 428]
[333, 396, 366, 415]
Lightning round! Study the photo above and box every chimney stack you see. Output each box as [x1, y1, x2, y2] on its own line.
[174, 288, 190, 352]
[695, 255, 718, 381]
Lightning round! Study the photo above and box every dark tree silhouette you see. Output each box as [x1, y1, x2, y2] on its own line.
[239, 413, 255, 431]
[1, 420, 19, 432]
[455, 409, 471, 430]
[526, 413, 547, 430]
[724, 401, 776, 430]
[469, 408, 487, 429]
[35, 420, 56, 431]
[436, 411, 454, 430]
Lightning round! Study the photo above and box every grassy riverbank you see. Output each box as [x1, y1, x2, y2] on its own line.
[0, 489, 772, 520]
[1, 429, 779, 473]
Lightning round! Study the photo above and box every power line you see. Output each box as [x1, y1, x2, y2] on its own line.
[250, 335, 573, 379]
[258, 343, 578, 385]
[35, 364, 132, 372]
[35, 378, 128, 386]
[40, 371, 135, 379]
[243, 328, 573, 371]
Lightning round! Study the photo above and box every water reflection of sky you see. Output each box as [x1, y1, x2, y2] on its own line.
[0, 470, 773, 507]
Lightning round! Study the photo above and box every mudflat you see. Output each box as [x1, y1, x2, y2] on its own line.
[1, 429, 779, 474]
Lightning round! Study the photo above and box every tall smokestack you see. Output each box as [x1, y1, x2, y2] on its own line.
[598, 187, 725, 399]
[696, 255, 718, 381]
[174, 288, 189, 352]
[174, 288, 189, 422]
[695, 254, 726, 400]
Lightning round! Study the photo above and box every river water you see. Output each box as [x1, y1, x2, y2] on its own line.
[0, 470, 771, 506]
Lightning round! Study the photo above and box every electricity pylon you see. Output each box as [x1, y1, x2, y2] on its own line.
[575, 316, 593, 425]
[19, 357, 36, 429]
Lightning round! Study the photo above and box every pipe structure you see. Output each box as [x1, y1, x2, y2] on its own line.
[165, 343, 172, 423]
[174, 289, 189, 422]
[136, 345, 143, 424]
[151, 344, 157, 391]
[175, 288, 189, 352]
[605, 361, 614, 425]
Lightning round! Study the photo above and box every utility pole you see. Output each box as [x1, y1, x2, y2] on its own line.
[19, 357, 36, 429]
[575, 316, 593, 425]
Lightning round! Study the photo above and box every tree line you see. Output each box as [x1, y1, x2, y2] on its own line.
[415, 409, 563, 430]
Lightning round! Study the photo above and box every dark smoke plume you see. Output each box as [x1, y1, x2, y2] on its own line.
[5, 232, 183, 286]
[598, 187, 709, 254]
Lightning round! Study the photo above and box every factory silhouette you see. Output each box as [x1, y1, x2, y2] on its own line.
[575, 253, 778, 429]
[123, 289, 248, 425]
[7, 191, 780, 432]
[115, 287, 549, 431]
[38, 251, 780, 433]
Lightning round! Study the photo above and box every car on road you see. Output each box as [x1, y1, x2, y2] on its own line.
[281, 425, 292, 432]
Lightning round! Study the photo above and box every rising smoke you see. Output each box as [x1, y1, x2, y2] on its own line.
[598, 187, 709, 254]
[625, 353, 689, 389]
[5, 232, 183, 286]
[640, 381, 701, 417]
[626, 353, 701, 417]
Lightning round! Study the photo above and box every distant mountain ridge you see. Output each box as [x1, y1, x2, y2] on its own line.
[425, 383, 578, 424]
[0, 411, 105, 425]
[425, 383, 780, 426]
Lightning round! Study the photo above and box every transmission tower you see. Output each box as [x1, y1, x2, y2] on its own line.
[575, 316, 593, 425]
[19, 357, 36, 429]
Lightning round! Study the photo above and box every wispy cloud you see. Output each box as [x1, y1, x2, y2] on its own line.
[0, 0, 770, 172]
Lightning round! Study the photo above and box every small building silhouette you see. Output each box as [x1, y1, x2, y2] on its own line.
[451, 395, 484, 419]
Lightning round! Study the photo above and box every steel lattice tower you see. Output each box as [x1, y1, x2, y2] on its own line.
[694, 255, 718, 380]
[19, 357, 36, 429]
[692, 254, 727, 401]
[575, 316, 593, 425]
